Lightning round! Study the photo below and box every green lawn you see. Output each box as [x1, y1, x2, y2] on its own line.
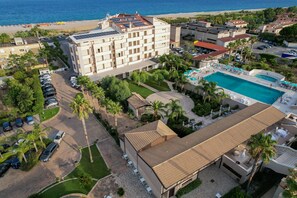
[66, 145, 110, 179]
[38, 145, 110, 198]
[145, 77, 170, 91]
[38, 179, 97, 198]
[127, 80, 154, 98]
[39, 107, 60, 122]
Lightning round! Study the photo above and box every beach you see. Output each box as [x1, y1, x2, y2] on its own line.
[0, 8, 264, 35]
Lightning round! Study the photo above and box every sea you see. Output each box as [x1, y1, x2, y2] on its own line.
[0, 0, 296, 25]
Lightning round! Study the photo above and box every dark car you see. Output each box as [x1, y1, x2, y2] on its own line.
[41, 82, 52, 87]
[0, 163, 10, 177]
[26, 116, 34, 125]
[44, 91, 57, 98]
[42, 84, 54, 91]
[15, 118, 23, 127]
[44, 87, 56, 93]
[0, 144, 10, 154]
[40, 142, 58, 162]
[7, 156, 21, 169]
[44, 98, 59, 109]
[2, 122, 12, 132]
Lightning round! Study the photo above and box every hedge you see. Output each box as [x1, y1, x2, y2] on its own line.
[32, 75, 45, 114]
[176, 179, 202, 198]
[94, 113, 119, 145]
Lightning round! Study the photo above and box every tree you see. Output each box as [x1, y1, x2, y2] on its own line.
[0, 145, 5, 159]
[280, 24, 297, 42]
[246, 133, 277, 192]
[227, 42, 236, 64]
[149, 101, 166, 120]
[14, 142, 30, 163]
[283, 167, 297, 198]
[70, 94, 93, 163]
[152, 70, 165, 85]
[77, 76, 91, 94]
[106, 99, 122, 127]
[166, 99, 185, 122]
[264, 8, 277, 23]
[91, 86, 105, 107]
[101, 76, 131, 102]
[130, 71, 149, 85]
[176, 74, 188, 91]
[0, 33, 11, 44]
[249, 36, 258, 50]
[31, 123, 48, 149]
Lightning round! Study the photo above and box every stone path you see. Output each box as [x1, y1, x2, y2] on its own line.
[183, 165, 238, 198]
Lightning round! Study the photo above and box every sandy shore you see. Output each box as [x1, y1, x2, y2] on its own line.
[0, 8, 264, 35]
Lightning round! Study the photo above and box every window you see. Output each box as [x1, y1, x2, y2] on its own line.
[222, 163, 242, 178]
[87, 49, 90, 55]
[97, 48, 101, 53]
[128, 33, 131, 38]
[144, 31, 147, 36]
[137, 55, 140, 60]
[118, 53, 121, 57]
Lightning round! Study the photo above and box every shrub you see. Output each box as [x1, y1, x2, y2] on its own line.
[222, 186, 249, 198]
[141, 113, 159, 123]
[117, 187, 125, 196]
[231, 105, 239, 110]
[94, 113, 119, 145]
[176, 179, 201, 198]
[20, 150, 42, 171]
[212, 114, 219, 119]
[78, 172, 92, 188]
[32, 75, 45, 114]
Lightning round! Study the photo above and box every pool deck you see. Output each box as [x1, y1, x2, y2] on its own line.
[189, 67, 297, 115]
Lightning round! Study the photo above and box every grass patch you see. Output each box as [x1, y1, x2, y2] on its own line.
[66, 145, 110, 179]
[145, 77, 170, 91]
[38, 145, 109, 198]
[38, 179, 97, 198]
[176, 179, 202, 198]
[39, 107, 60, 122]
[127, 80, 154, 98]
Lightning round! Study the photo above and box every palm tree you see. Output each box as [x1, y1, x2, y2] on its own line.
[177, 74, 188, 92]
[70, 93, 93, 163]
[166, 99, 185, 122]
[246, 132, 277, 192]
[77, 76, 91, 94]
[106, 99, 122, 128]
[32, 123, 48, 146]
[26, 132, 39, 152]
[91, 86, 105, 108]
[227, 42, 236, 64]
[283, 167, 297, 198]
[0, 145, 5, 159]
[243, 46, 252, 62]
[150, 101, 166, 120]
[15, 142, 30, 163]
[38, 47, 50, 66]
[249, 36, 258, 50]
[152, 70, 165, 85]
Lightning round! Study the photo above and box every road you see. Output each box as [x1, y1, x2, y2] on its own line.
[0, 71, 110, 198]
[252, 41, 288, 57]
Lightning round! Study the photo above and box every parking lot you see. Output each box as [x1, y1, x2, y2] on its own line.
[0, 71, 111, 198]
[252, 41, 288, 57]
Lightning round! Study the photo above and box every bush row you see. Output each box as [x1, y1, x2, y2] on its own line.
[94, 113, 119, 145]
[32, 75, 45, 114]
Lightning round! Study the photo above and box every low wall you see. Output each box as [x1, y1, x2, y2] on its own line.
[249, 69, 285, 81]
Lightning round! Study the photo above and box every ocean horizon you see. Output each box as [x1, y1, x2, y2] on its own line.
[0, 0, 296, 25]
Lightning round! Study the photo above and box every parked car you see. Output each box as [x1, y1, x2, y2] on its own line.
[6, 156, 21, 169]
[0, 163, 10, 177]
[44, 89, 56, 96]
[26, 116, 34, 125]
[54, 131, 65, 144]
[44, 87, 56, 93]
[15, 118, 23, 127]
[45, 98, 59, 109]
[0, 144, 10, 154]
[2, 122, 12, 132]
[39, 75, 51, 81]
[40, 142, 58, 162]
[42, 84, 54, 91]
[40, 79, 51, 85]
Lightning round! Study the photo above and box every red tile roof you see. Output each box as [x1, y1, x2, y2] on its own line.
[218, 34, 250, 42]
[193, 41, 228, 61]
[194, 41, 226, 51]
[228, 20, 248, 25]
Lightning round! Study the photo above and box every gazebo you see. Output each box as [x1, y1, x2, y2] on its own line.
[127, 93, 151, 119]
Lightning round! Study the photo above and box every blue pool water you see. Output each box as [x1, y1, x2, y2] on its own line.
[255, 74, 278, 83]
[204, 72, 284, 104]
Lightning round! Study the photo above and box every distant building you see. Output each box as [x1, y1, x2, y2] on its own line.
[225, 20, 248, 28]
[127, 93, 151, 119]
[181, 21, 247, 46]
[0, 37, 42, 68]
[68, 13, 170, 79]
[258, 13, 297, 35]
[170, 25, 181, 48]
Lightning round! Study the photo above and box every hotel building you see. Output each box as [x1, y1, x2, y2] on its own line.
[68, 14, 170, 79]
[120, 103, 297, 197]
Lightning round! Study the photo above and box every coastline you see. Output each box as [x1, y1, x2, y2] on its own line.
[0, 8, 265, 35]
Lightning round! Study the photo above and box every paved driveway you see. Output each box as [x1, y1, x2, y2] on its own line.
[0, 71, 110, 198]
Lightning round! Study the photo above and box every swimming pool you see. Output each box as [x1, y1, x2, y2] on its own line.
[204, 72, 284, 104]
[255, 74, 278, 83]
